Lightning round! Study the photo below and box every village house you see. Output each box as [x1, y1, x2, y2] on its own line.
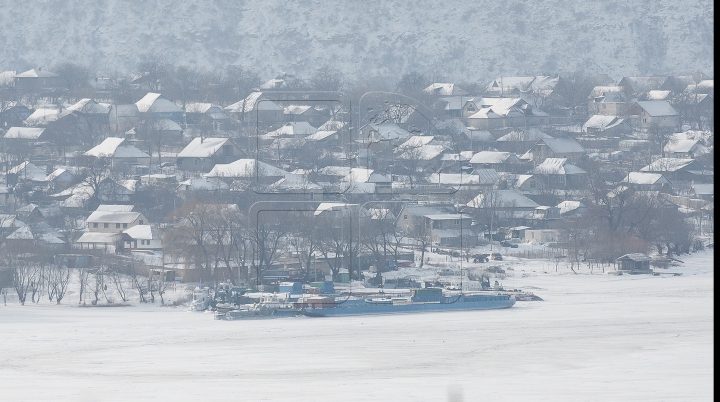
[587, 86, 630, 116]
[0, 102, 33, 127]
[531, 158, 588, 189]
[495, 127, 553, 153]
[224, 92, 284, 126]
[183, 103, 230, 128]
[629, 101, 679, 132]
[135, 92, 184, 122]
[122, 224, 162, 250]
[468, 151, 525, 173]
[176, 137, 244, 172]
[621, 172, 672, 191]
[424, 83, 469, 96]
[13, 68, 62, 92]
[581, 115, 631, 137]
[86, 205, 148, 233]
[533, 137, 586, 164]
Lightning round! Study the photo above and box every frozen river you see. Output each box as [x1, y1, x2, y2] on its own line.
[0, 250, 713, 401]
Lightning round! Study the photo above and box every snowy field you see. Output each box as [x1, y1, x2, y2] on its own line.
[0, 249, 713, 401]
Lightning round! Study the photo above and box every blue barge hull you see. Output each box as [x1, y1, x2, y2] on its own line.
[300, 294, 515, 317]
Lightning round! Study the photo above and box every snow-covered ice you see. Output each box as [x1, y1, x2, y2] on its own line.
[0, 249, 713, 401]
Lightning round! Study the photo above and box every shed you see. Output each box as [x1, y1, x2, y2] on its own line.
[616, 253, 653, 274]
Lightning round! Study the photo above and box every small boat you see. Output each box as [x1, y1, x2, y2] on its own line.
[189, 285, 210, 311]
[215, 293, 299, 320]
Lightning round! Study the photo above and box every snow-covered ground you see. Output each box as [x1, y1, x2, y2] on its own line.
[0, 249, 713, 401]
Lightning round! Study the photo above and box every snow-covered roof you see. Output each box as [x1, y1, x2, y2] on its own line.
[96, 205, 134, 212]
[46, 168, 73, 182]
[283, 105, 313, 115]
[6, 226, 65, 244]
[634, 101, 678, 117]
[123, 224, 159, 240]
[135, 92, 183, 114]
[467, 189, 540, 209]
[617, 253, 651, 262]
[87, 211, 143, 224]
[4, 127, 45, 140]
[153, 118, 182, 131]
[622, 172, 670, 185]
[66, 99, 110, 115]
[317, 119, 346, 131]
[317, 166, 352, 177]
[76, 232, 122, 244]
[343, 168, 390, 184]
[84, 137, 150, 158]
[225, 92, 282, 113]
[519, 150, 533, 161]
[15, 68, 58, 78]
[25, 108, 60, 126]
[556, 201, 586, 215]
[538, 138, 585, 154]
[640, 158, 695, 172]
[268, 174, 322, 191]
[397, 135, 436, 151]
[8, 161, 47, 181]
[178, 177, 230, 191]
[177, 137, 230, 158]
[646, 90, 672, 100]
[205, 159, 288, 178]
[533, 158, 587, 175]
[424, 83, 468, 96]
[663, 139, 707, 155]
[469, 98, 526, 118]
[364, 123, 411, 141]
[314, 202, 358, 216]
[305, 130, 338, 141]
[497, 128, 553, 142]
[264, 122, 317, 138]
[398, 144, 445, 161]
[589, 86, 625, 98]
[427, 173, 480, 186]
[469, 151, 520, 165]
[582, 115, 626, 131]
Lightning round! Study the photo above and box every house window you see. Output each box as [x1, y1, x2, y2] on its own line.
[116, 223, 121, 228]
[93, 223, 98, 228]
[139, 220, 144, 225]
[140, 240, 145, 245]
[123, 223, 128, 228]
[643, 118, 647, 123]
[404, 215, 408, 220]
[104, 223, 109, 228]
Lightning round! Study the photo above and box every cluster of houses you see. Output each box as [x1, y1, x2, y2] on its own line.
[0, 67, 713, 282]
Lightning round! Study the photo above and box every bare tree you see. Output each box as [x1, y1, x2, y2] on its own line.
[7, 256, 38, 305]
[46, 264, 72, 304]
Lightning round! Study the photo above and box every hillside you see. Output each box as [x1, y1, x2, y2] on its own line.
[0, 0, 714, 82]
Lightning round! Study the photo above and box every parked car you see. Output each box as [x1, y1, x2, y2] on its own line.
[490, 253, 503, 261]
[500, 241, 518, 248]
[472, 253, 490, 263]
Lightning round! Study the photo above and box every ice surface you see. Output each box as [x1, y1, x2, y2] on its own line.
[0, 249, 713, 401]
